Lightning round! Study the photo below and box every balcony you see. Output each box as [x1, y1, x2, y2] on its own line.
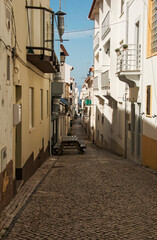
[93, 76, 99, 91]
[101, 70, 110, 90]
[94, 32, 99, 51]
[26, 5, 60, 73]
[101, 11, 110, 40]
[101, 70, 110, 99]
[116, 44, 141, 87]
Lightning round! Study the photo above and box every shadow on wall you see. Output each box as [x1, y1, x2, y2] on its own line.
[95, 104, 124, 157]
[93, 99, 157, 171]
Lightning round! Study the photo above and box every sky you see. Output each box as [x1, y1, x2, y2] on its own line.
[50, 0, 94, 90]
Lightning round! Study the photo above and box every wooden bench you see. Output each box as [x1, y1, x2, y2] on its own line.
[52, 136, 86, 155]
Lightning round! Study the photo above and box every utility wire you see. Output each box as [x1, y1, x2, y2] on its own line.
[11, 8, 22, 52]
[63, 20, 126, 34]
[0, 39, 11, 50]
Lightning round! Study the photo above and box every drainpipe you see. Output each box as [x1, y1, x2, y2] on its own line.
[124, 1, 129, 158]
[124, 0, 135, 159]
[50, 76, 52, 156]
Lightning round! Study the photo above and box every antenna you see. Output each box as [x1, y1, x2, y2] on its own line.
[59, 0, 61, 10]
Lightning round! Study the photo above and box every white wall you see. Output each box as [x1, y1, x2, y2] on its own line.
[0, 0, 13, 173]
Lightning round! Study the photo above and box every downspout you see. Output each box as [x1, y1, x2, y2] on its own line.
[140, 2, 146, 163]
[124, 1, 129, 158]
[124, 0, 136, 158]
[50, 75, 52, 156]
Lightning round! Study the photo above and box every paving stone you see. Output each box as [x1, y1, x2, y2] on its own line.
[1, 119, 157, 239]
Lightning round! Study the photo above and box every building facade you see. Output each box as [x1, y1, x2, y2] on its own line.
[0, 0, 62, 212]
[0, 0, 14, 212]
[89, 0, 157, 170]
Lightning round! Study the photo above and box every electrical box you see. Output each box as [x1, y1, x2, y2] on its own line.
[13, 104, 22, 125]
[129, 87, 139, 102]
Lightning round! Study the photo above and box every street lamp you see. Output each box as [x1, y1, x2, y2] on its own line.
[60, 52, 66, 66]
[55, 0, 66, 41]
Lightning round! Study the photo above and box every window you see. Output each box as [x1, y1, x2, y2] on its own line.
[146, 85, 152, 117]
[7, 55, 10, 81]
[40, 89, 43, 120]
[151, 0, 157, 54]
[121, 0, 124, 14]
[47, 90, 49, 116]
[29, 87, 34, 128]
[147, 0, 157, 56]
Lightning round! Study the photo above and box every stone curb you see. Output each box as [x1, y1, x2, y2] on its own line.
[0, 156, 58, 239]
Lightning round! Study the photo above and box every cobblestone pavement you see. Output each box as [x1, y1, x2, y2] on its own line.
[1, 118, 157, 239]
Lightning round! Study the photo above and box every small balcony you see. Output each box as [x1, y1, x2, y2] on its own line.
[93, 76, 99, 91]
[26, 5, 60, 73]
[101, 70, 110, 90]
[116, 44, 141, 87]
[101, 11, 110, 40]
[101, 70, 110, 98]
[94, 32, 99, 51]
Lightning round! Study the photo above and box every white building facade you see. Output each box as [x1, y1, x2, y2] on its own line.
[89, 0, 157, 170]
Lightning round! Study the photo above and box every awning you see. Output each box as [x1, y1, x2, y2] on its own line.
[60, 98, 70, 106]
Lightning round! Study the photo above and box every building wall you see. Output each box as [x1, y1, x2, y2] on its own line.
[142, 0, 157, 170]
[90, 0, 147, 160]
[0, 0, 14, 212]
[12, 0, 51, 182]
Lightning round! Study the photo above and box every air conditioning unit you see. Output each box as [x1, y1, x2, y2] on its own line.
[13, 104, 22, 125]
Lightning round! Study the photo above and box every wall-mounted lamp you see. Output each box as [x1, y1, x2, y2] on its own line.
[152, 114, 157, 118]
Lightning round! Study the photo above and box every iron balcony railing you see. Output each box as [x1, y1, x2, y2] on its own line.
[101, 11, 110, 40]
[101, 70, 110, 89]
[26, 5, 60, 66]
[94, 31, 99, 51]
[116, 44, 141, 73]
[93, 76, 99, 90]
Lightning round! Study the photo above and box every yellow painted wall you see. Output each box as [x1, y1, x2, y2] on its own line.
[142, 135, 157, 171]
[13, 0, 51, 168]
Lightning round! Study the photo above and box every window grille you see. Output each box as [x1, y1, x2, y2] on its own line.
[146, 85, 152, 116]
[151, 0, 157, 54]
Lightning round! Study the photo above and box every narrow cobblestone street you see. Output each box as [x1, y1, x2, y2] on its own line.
[1, 118, 157, 240]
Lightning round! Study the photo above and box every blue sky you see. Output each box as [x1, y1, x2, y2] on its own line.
[50, 0, 94, 89]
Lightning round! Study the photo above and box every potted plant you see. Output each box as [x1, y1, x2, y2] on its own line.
[115, 48, 121, 56]
[122, 44, 128, 50]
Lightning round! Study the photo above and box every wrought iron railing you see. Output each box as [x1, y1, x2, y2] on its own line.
[94, 31, 99, 51]
[116, 44, 141, 73]
[26, 4, 60, 61]
[101, 70, 110, 89]
[101, 11, 110, 39]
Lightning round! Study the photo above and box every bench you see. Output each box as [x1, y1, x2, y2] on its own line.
[52, 136, 86, 155]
